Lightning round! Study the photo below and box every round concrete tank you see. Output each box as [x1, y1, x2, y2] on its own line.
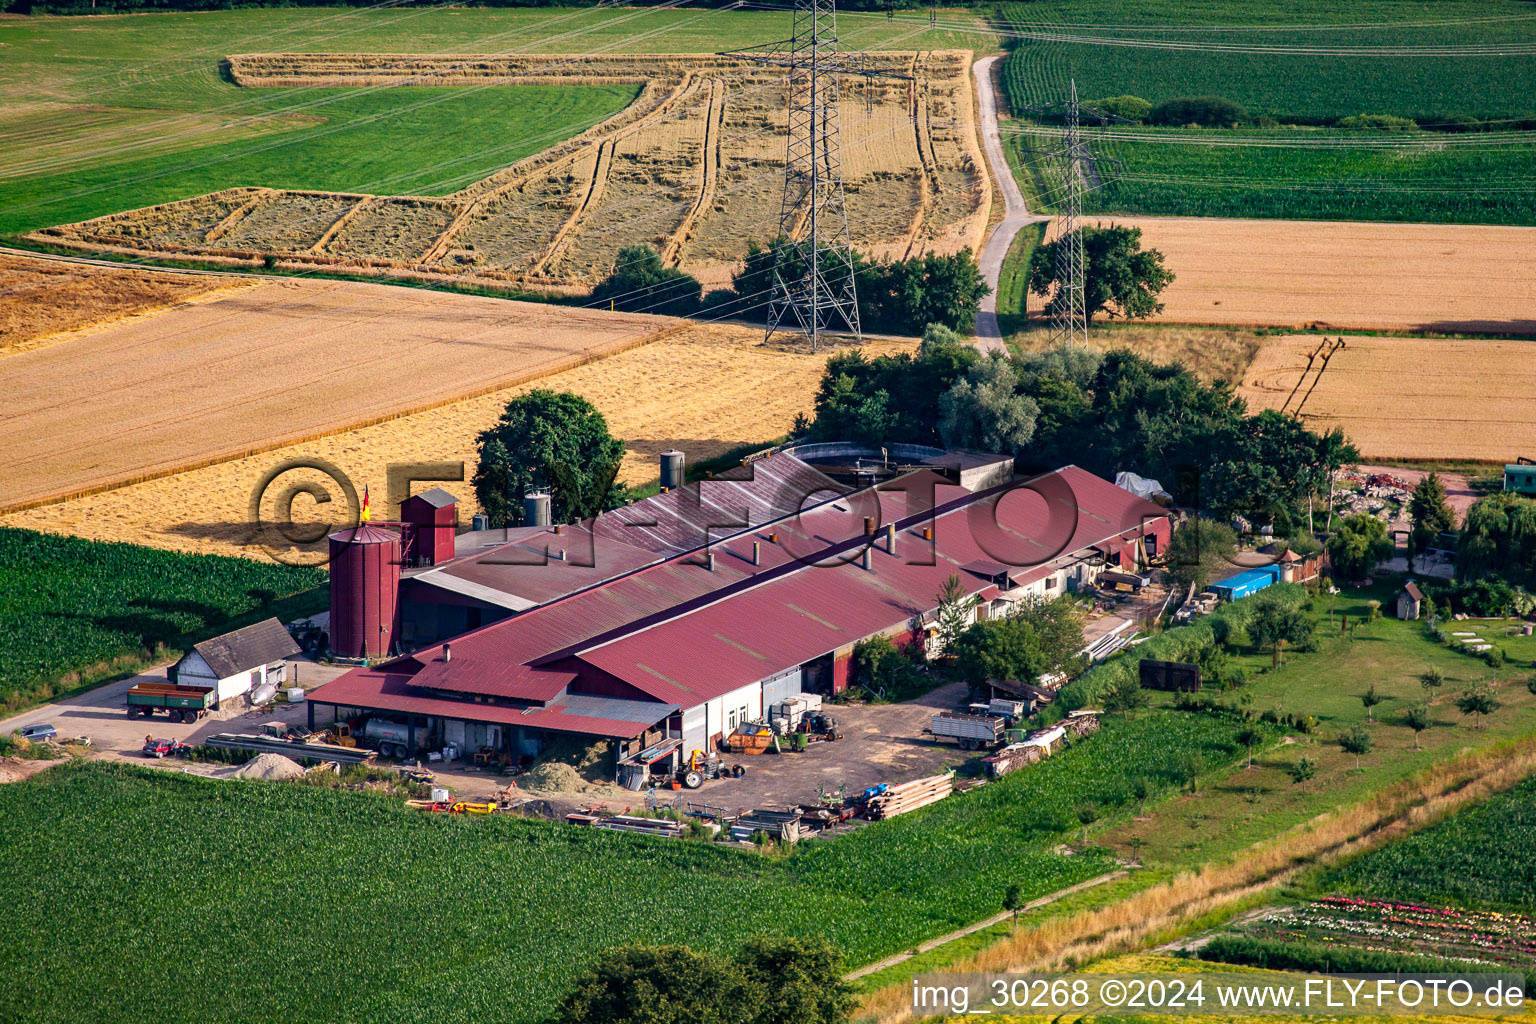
[659, 450, 685, 491]
[523, 489, 551, 527]
[328, 524, 401, 660]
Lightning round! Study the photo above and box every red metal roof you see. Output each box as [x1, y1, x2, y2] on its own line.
[576, 466, 1168, 705]
[310, 464, 1168, 722]
[306, 667, 662, 739]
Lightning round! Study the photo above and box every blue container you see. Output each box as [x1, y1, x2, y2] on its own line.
[1209, 565, 1281, 601]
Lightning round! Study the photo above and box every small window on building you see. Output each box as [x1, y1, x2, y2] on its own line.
[1045, 577, 1057, 589]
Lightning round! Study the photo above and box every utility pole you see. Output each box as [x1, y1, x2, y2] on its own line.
[724, 0, 909, 351]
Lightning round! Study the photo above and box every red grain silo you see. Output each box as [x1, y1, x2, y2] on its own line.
[328, 524, 401, 660]
[400, 487, 457, 567]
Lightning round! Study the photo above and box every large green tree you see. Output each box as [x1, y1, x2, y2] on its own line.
[938, 353, 1039, 455]
[1457, 491, 1536, 586]
[1326, 513, 1394, 580]
[472, 390, 626, 528]
[553, 938, 855, 1024]
[951, 616, 1047, 693]
[801, 326, 977, 446]
[1166, 519, 1240, 593]
[1407, 472, 1457, 568]
[1027, 224, 1174, 325]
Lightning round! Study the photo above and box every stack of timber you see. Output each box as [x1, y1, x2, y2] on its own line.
[1064, 710, 1102, 737]
[982, 742, 1046, 778]
[865, 772, 953, 820]
[592, 814, 684, 839]
[730, 808, 803, 844]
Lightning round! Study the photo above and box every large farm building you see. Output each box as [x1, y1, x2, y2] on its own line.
[307, 448, 1170, 773]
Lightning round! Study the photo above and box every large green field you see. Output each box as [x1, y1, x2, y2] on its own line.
[0, 713, 1248, 1024]
[1009, 125, 1536, 225]
[0, 528, 325, 713]
[1325, 775, 1536, 911]
[997, 0, 1536, 121]
[1097, 577, 1536, 867]
[996, 0, 1536, 225]
[0, 7, 994, 236]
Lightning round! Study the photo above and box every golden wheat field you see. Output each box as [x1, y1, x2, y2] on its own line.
[0, 253, 252, 356]
[1069, 216, 1536, 335]
[1240, 333, 1536, 461]
[0, 275, 677, 513]
[31, 51, 988, 290]
[0, 323, 914, 561]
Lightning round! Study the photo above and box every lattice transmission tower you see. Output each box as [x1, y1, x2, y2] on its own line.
[724, 0, 909, 351]
[1049, 78, 1088, 349]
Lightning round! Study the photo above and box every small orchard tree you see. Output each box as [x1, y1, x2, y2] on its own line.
[1004, 882, 1024, 916]
[1288, 755, 1317, 791]
[1339, 724, 1373, 771]
[1404, 702, 1431, 750]
[1248, 596, 1314, 665]
[1027, 224, 1174, 325]
[1526, 674, 1536, 697]
[1132, 775, 1154, 817]
[1360, 683, 1383, 723]
[1074, 801, 1100, 843]
[1128, 835, 1145, 865]
[1236, 726, 1263, 770]
[1105, 674, 1150, 719]
[1420, 666, 1445, 696]
[1454, 684, 1501, 730]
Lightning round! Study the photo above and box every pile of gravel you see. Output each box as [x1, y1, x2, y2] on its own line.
[232, 753, 305, 780]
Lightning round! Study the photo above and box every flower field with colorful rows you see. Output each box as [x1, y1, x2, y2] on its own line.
[1242, 897, 1536, 972]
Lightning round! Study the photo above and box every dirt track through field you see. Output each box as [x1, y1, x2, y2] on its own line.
[0, 277, 674, 513]
[1073, 216, 1536, 335]
[1241, 333, 1536, 461]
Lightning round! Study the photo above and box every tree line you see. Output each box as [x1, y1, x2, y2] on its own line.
[799, 329, 1356, 532]
[589, 240, 989, 337]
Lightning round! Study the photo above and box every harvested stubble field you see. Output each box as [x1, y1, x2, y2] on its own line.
[1239, 334, 1536, 462]
[0, 252, 251, 357]
[0, 324, 914, 562]
[1066, 216, 1536, 335]
[0, 277, 678, 514]
[33, 51, 988, 290]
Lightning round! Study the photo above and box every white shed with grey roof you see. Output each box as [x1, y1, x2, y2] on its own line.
[172, 617, 301, 706]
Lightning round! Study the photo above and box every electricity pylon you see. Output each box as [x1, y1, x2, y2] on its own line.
[1050, 78, 1088, 349]
[723, 0, 909, 351]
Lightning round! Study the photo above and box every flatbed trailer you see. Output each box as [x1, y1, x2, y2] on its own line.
[125, 682, 215, 723]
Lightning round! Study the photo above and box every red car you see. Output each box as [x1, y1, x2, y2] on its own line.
[142, 738, 189, 759]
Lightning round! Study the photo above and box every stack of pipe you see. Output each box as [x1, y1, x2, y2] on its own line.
[865, 772, 954, 820]
[593, 814, 684, 839]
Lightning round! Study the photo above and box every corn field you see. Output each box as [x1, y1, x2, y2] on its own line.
[0, 713, 1256, 1023]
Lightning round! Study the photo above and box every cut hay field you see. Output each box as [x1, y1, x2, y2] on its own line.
[30, 50, 989, 290]
[0, 252, 253, 356]
[1068, 216, 1536, 335]
[0, 8, 992, 237]
[0, 274, 678, 514]
[0, 324, 914, 562]
[1239, 333, 1536, 462]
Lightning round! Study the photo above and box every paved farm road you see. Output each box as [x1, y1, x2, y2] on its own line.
[971, 55, 1047, 354]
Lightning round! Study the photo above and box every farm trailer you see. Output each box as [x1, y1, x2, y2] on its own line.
[926, 712, 1005, 751]
[124, 682, 215, 723]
